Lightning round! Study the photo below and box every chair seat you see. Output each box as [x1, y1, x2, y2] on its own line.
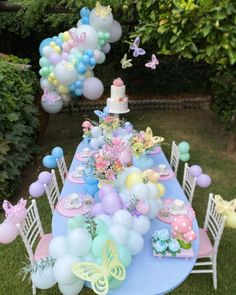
[34, 233, 53, 261]
[198, 228, 213, 258]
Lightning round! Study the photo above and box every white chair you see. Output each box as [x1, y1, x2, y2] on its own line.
[43, 169, 60, 214]
[170, 141, 180, 175]
[56, 155, 68, 184]
[182, 163, 197, 205]
[191, 193, 227, 289]
[16, 199, 52, 295]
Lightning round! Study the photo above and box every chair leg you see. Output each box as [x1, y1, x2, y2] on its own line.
[32, 281, 36, 295]
[213, 260, 217, 289]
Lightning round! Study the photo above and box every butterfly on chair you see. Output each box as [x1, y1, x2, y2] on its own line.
[71, 240, 126, 295]
[120, 53, 133, 69]
[130, 36, 146, 57]
[94, 106, 110, 120]
[145, 54, 159, 70]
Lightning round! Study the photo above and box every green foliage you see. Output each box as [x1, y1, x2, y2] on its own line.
[0, 57, 39, 201]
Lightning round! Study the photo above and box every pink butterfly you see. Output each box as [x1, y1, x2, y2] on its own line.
[3, 198, 27, 217]
[130, 36, 146, 57]
[69, 31, 86, 45]
[145, 54, 159, 69]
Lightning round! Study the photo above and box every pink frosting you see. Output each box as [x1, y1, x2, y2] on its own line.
[113, 77, 124, 87]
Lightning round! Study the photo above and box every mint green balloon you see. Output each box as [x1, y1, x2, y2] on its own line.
[39, 69, 44, 77]
[104, 32, 110, 40]
[180, 152, 190, 162]
[95, 257, 103, 265]
[109, 278, 123, 289]
[178, 141, 190, 154]
[49, 65, 54, 73]
[76, 53, 83, 62]
[118, 245, 132, 268]
[98, 32, 104, 39]
[96, 52, 106, 64]
[94, 218, 108, 235]
[91, 233, 111, 257]
[67, 215, 86, 230]
[39, 57, 50, 67]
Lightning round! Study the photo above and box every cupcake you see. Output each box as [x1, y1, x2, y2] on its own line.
[157, 229, 169, 241]
[154, 240, 168, 253]
[168, 238, 180, 253]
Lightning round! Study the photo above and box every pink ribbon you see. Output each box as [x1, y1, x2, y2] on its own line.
[3, 198, 27, 218]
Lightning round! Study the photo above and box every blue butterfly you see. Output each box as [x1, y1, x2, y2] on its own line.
[94, 106, 109, 119]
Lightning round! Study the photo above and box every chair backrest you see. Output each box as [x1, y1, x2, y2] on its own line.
[204, 193, 227, 253]
[182, 163, 197, 205]
[16, 199, 44, 263]
[44, 169, 60, 213]
[56, 155, 68, 184]
[170, 141, 180, 175]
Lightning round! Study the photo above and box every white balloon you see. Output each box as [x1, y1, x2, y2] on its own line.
[96, 214, 112, 228]
[42, 45, 53, 58]
[108, 224, 129, 246]
[131, 183, 149, 200]
[98, 135, 105, 145]
[91, 126, 103, 138]
[90, 138, 100, 149]
[41, 97, 63, 114]
[146, 182, 159, 199]
[53, 254, 81, 284]
[31, 267, 56, 289]
[132, 215, 151, 235]
[119, 189, 131, 205]
[126, 230, 144, 256]
[54, 61, 77, 86]
[146, 199, 163, 219]
[61, 94, 71, 104]
[49, 236, 68, 259]
[76, 25, 98, 50]
[112, 209, 133, 229]
[81, 252, 96, 262]
[58, 278, 84, 295]
[89, 8, 113, 32]
[69, 47, 81, 55]
[109, 20, 122, 43]
[40, 78, 55, 91]
[68, 228, 92, 256]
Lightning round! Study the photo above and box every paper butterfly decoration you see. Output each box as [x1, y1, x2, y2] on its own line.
[120, 53, 132, 69]
[3, 198, 27, 218]
[215, 195, 236, 216]
[130, 36, 146, 57]
[95, 1, 112, 18]
[42, 89, 61, 105]
[145, 54, 159, 70]
[69, 31, 86, 46]
[71, 240, 126, 295]
[94, 106, 110, 120]
[145, 127, 164, 147]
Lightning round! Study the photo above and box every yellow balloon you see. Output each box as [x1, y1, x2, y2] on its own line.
[49, 73, 55, 79]
[54, 46, 61, 53]
[156, 183, 165, 197]
[226, 213, 236, 229]
[85, 70, 93, 78]
[125, 172, 143, 189]
[63, 31, 71, 42]
[50, 41, 56, 47]
[57, 84, 69, 94]
[52, 79, 60, 86]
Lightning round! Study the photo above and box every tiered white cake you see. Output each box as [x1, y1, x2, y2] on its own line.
[107, 78, 129, 114]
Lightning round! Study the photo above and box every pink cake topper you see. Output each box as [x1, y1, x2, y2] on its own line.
[113, 77, 124, 87]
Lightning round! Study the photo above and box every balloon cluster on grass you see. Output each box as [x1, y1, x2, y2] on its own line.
[29, 171, 52, 198]
[0, 199, 27, 244]
[43, 146, 64, 169]
[178, 141, 190, 162]
[189, 165, 212, 188]
[39, 2, 122, 113]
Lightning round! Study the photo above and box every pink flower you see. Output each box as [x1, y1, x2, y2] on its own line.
[113, 77, 124, 87]
[104, 116, 113, 123]
[82, 121, 92, 128]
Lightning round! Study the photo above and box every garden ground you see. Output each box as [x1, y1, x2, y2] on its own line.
[0, 108, 236, 295]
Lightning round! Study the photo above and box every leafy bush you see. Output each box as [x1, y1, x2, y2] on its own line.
[0, 57, 39, 202]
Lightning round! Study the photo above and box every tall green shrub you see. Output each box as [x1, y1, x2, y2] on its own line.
[0, 57, 39, 201]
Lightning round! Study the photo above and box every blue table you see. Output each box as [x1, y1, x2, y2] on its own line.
[52, 142, 199, 295]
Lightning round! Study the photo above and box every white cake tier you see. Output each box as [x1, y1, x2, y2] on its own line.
[111, 85, 126, 100]
[107, 97, 129, 114]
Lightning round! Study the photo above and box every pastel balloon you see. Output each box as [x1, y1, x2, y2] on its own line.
[98, 184, 115, 200]
[76, 25, 98, 50]
[96, 51, 106, 64]
[108, 224, 129, 246]
[178, 141, 190, 153]
[54, 61, 77, 86]
[48, 52, 61, 65]
[131, 183, 149, 200]
[125, 172, 143, 189]
[90, 202, 105, 216]
[40, 78, 55, 91]
[119, 189, 131, 205]
[102, 192, 123, 214]
[109, 20, 122, 43]
[81, 252, 96, 262]
[67, 215, 86, 230]
[197, 174, 211, 188]
[226, 213, 236, 229]
[146, 182, 159, 199]
[29, 181, 45, 198]
[38, 171, 52, 185]
[190, 165, 203, 177]
[51, 146, 64, 159]
[83, 77, 104, 100]
[31, 267, 56, 289]
[53, 254, 81, 284]
[91, 233, 111, 257]
[118, 245, 132, 268]
[112, 209, 133, 229]
[132, 215, 151, 235]
[89, 8, 113, 32]
[43, 155, 57, 168]
[91, 126, 103, 138]
[147, 199, 162, 219]
[93, 218, 108, 235]
[0, 222, 18, 244]
[39, 38, 52, 55]
[86, 183, 99, 196]
[180, 153, 190, 162]
[156, 183, 165, 197]
[102, 43, 111, 54]
[109, 278, 123, 289]
[49, 236, 69, 259]
[96, 214, 112, 228]
[126, 230, 144, 256]
[58, 279, 84, 295]
[41, 97, 63, 114]
[68, 228, 92, 256]
[90, 138, 100, 149]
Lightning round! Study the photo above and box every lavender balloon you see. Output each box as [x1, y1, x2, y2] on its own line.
[29, 181, 45, 198]
[98, 184, 115, 201]
[189, 165, 203, 177]
[90, 203, 105, 216]
[197, 174, 212, 188]
[48, 53, 61, 65]
[102, 192, 122, 215]
[102, 43, 111, 54]
[38, 171, 52, 185]
[83, 77, 104, 100]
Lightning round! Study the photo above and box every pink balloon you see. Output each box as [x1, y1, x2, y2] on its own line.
[0, 222, 18, 244]
[119, 147, 132, 165]
[98, 184, 115, 201]
[29, 181, 45, 198]
[90, 203, 105, 216]
[102, 192, 123, 215]
[38, 171, 52, 185]
[5, 208, 27, 224]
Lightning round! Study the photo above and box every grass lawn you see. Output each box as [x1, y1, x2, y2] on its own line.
[0, 109, 236, 295]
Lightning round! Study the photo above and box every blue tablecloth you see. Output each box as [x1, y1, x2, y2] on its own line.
[52, 141, 199, 295]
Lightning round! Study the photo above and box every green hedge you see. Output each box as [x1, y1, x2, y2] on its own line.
[0, 57, 39, 202]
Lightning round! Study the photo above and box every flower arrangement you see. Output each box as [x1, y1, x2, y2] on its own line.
[99, 115, 120, 133]
[130, 127, 164, 157]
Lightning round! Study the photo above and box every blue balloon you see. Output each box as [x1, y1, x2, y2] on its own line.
[43, 155, 57, 169]
[85, 49, 93, 57]
[75, 88, 83, 96]
[52, 36, 63, 47]
[39, 38, 52, 56]
[80, 7, 90, 18]
[89, 57, 96, 66]
[75, 80, 83, 88]
[82, 17, 89, 25]
[77, 62, 87, 74]
[70, 84, 76, 92]
[86, 183, 99, 196]
[51, 147, 64, 159]
[82, 55, 90, 64]
[84, 175, 98, 185]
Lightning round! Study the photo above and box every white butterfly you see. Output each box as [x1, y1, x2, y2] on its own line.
[120, 53, 132, 69]
[145, 54, 159, 70]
